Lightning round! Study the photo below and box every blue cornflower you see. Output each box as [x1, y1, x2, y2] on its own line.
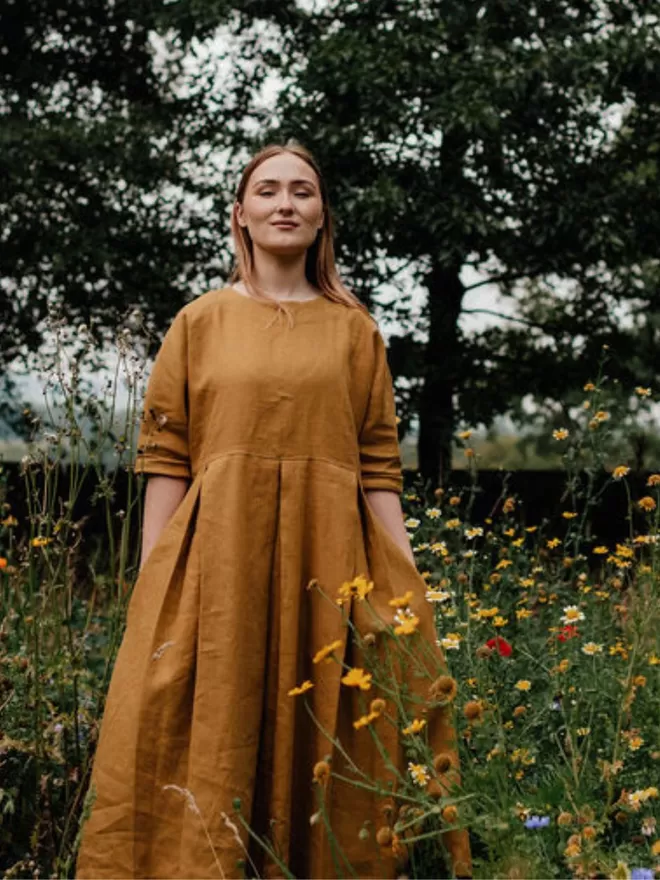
[524, 815, 550, 829]
[631, 870, 653, 880]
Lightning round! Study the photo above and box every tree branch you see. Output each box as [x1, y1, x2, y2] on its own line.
[461, 308, 546, 329]
[463, 273, 529, 293]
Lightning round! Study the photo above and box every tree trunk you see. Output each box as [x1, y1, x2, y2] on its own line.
[417, 263, 465, 489]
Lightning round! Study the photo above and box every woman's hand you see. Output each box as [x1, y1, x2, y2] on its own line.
[140, 475, 190, 570]
[364, 488, 416, 565]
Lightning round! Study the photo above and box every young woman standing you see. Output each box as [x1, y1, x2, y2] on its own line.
[76, 144, 471, 879]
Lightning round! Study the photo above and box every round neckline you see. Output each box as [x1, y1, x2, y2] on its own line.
[226, 286, 327, 307]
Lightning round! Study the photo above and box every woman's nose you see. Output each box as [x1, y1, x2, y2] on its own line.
[276, 190, 294, 212]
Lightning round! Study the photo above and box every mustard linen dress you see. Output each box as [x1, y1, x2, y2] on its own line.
[76, 287, 471, 879]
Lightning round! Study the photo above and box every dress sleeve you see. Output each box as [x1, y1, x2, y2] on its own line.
[358, 325, 404, 494]
[134, 312, 191, 480]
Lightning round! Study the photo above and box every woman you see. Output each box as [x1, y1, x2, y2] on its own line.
[76, 143, 471, 879]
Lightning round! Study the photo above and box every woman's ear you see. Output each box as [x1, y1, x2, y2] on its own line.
[235, 200, 247, 228]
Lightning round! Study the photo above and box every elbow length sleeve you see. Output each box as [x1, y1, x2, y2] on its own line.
[358, 327, 404, 494]
[134, 313, 191, 480]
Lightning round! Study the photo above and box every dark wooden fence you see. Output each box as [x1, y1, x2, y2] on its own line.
[1, 463, 654, 561]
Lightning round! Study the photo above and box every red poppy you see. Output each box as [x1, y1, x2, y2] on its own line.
[485, 636, 513, 658]
[557, 625, 579, 642]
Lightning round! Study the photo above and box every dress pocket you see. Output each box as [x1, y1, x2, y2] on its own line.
[357, 480, 425, 583]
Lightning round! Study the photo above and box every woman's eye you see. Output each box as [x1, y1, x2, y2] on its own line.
[296, 192, 311, 198]
[259, 190, 274, 196]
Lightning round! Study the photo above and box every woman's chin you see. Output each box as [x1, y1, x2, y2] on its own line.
[258, 239, 313, 258]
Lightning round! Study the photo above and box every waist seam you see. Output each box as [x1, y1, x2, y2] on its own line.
[195, 449, 358, 478]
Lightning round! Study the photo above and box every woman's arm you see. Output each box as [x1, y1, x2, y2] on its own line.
[140, 475, 190, 570]
[364, 488, 416, 565]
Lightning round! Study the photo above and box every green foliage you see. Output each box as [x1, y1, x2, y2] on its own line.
[237, 0, 660, 480]
[0, 314, 145, 876]
[0, 0, 241, 366]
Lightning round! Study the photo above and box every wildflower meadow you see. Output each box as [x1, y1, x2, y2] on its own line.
[0, 332, 658, 879]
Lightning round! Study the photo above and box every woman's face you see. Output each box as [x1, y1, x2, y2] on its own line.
[235, 152, 324, 256]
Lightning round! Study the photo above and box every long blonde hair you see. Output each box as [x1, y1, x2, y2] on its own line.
[229, 142, 371, 325]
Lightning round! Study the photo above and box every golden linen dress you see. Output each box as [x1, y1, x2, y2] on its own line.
[76, 287, 471, 879]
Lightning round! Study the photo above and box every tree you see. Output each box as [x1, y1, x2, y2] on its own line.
[247, 0, 660, 486]
[0, 0, 303, 369]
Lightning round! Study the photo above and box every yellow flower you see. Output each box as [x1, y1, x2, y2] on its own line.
[477, 606, 500, 619]
[576, 727, 590, 736]
[312, 639, 343, 665]
[1, 515, 17, 527]
[337, 574, 374, 605]
[583, 381, 597, 392]
[638, 496, 657, 512]
[288, 680, 314, 696]
[594, 410, 609, 422]
[353, 711, 379, 729]
[341, 668, 372, 691]
[502, 496, 516, 514]
[627, 735, 644, 751]
[612, 465, 630, 479]
[449, 495, 461, 505]
[426, 589, 451, 603]
[635, 386, 651, 397]
[408, 762, 430, 786]
[388, 591, 414, 609]
[525, 525, 538, 533]
[651, 840, 660, 856]
[458, 430, 473, 440]
[493, 616, 508, 627]
[393, 615, 420, 636]
[445, 518, 461, 529]
[514, 680, 531, 692]
[31, 536, 52, 548]
[402, 718, 427, 736]
[503, 527, 516, 537]
[510, 747, 535, 765]
[553, 429, 569, 440]
[440, 632, 462, 650]
[562, 511, 578, 519]
[516, 608, 533, 620]
[646, 473, 660, 487]
[592, 545, 609, 554]
[581, 642, 603, 656]
[511, 537, 525, 547]
[495, 558, 513, 570]
[649, 654, 660, 666]
[546, 537, 561, 549]
[561, 605, 585, 624]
